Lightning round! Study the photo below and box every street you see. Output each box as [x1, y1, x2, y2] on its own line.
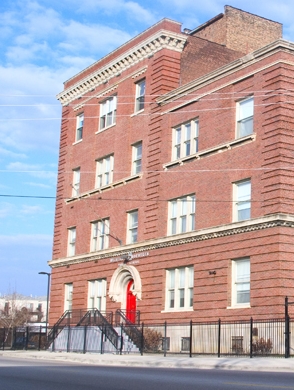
[1, 356, 294, 389]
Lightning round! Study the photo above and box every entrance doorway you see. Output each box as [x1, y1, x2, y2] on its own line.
[126, 279, 136, 323]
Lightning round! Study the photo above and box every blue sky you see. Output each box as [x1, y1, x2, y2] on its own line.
[1, 0, 294, 297]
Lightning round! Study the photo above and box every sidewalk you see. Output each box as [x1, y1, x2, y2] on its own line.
[1, 350, 294, 372]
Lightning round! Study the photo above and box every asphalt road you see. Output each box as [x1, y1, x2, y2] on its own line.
[1, 356, 294, 390]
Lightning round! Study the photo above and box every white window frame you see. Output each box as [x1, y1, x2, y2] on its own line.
[132, 142, 142, 175]
[99, 96, 117, 130]
[231, 258, 250, 307]
[91, 219, 110, 251]
[67, 227, 76, 256]
[64, 283, 73, 311]
[72, 168, 80, 197]
[135, 79, 145, 112]
[172, 119, 199, 161]
[96, 155, 114, 188]
[236, 97, 254, 138]
[165, 266, 193, 311]
[76, 113, 84, 141]
[168, 194, 196, 235]
[127, 210, 138, 244]
[233, 180, 251, 222]
[88, 279, 106, 311]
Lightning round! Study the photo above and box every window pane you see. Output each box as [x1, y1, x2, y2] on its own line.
[169, 290, 175, 308]
[169, 270, 175, 288]
[179, 289, 185, 307]
[239, 98, 253, 119]
[180, 215, 187, 233]
[179, 268, 185, 288]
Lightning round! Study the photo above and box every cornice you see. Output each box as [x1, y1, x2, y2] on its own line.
[49, 213, 294, 268]
[57, 30, 187, 106]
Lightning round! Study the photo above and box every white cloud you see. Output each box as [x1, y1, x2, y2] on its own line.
[0, 203, 14, 219]
[20, 205, 44, 215]
[0, 233, 52, 247]
[60, 21, 132, 55]
[0, 146, 26, 159]
[25, 182, 52, 189]
[6, 161, 57, 182]
[68, 0, 157, 25]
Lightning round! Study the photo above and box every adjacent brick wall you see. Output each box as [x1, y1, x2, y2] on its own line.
[193, 6, 282, 54]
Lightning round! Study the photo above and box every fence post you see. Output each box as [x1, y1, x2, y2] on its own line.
[250, 317, 253, 358]
[120, 324, 123, 355]
[100, 326, 104, 354]
[52, 326, 56, 352]
[285, 296, 290, 358]
[164, 321, 167, 357]
[83, 326, 87, 354]
[141, 322, 144, 356]
[38, 325, 42, 351]
[217, 319, 221, 358]
[2, 328, 5, 350]
[189, 320, 193, 358]
[67, 326, 71, 353]
[25, 326, 29, 350]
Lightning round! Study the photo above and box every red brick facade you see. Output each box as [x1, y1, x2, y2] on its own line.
[50, 6, 294, 326]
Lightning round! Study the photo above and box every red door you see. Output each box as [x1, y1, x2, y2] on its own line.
[126, 279, 136, 323]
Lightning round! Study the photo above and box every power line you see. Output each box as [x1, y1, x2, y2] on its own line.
[0, 193, 271, 203]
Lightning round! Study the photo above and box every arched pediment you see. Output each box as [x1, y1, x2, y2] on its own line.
[108, 265, 142, 302]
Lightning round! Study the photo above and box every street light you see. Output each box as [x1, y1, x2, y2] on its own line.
[38, 271, 51, 334]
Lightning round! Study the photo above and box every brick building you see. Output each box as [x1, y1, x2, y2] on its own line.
[49, 5, 294, 327]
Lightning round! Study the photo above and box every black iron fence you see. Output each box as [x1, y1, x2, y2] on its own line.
[1, 317, 293, 358]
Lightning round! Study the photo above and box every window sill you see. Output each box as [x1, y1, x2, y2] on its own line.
[65, 173, 142, 203]
[72, 139, 83, 145]
[227, 304, 251, 309]
[131, 109, 144, 117]
[164, 133, 256, 169]
[161, 308, 194, 313]
[96, 123, 116, 134]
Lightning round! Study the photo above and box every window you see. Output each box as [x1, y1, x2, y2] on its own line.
[96, 155, 114, 188]
[165, 266, 193, 311]
[76, 113, 84, 141]
[181, 337, 191, 352]
[64, 283, 73, 311]
[100, 96, 117, 130]
[162, 337, 170, 351]
[237, 97, 253, 138]
[132, 142, 142, 174]
[232, 258, 250, 306]
[233, 180, 251, 222]
[127, 210, 138, 244]
[91, 219, 109, 251]
[135, 79, 145, 112]
[173, 119, 199, 160]
[67, 227, 76, 256]
[72, 168, 80, 197]
[232, 336, 243, 354]
[88, 279, 106, 311]
[168, 195, 195, 235]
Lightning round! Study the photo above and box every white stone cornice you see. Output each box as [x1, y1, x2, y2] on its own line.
[48, 213, 294, 268]
[57, 30, 187, 106]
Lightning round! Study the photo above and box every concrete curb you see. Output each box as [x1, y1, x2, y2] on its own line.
[1, 350, 294, 372]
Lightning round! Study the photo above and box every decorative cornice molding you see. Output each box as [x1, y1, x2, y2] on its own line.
[49, 214, 294, 268]
[73, 67, 148, 112]
[57, 30, 187, 106]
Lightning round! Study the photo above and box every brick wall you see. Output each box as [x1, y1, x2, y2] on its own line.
[193, 6, 282, 54]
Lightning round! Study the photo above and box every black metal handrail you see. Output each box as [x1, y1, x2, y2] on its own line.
[115, 309, 140, 326]
[46, 310, 72, 347]
[116, 309, 143, 353]
[78, 309, 119, 349]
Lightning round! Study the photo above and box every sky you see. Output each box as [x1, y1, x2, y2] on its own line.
[1, 0, 294, 297]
